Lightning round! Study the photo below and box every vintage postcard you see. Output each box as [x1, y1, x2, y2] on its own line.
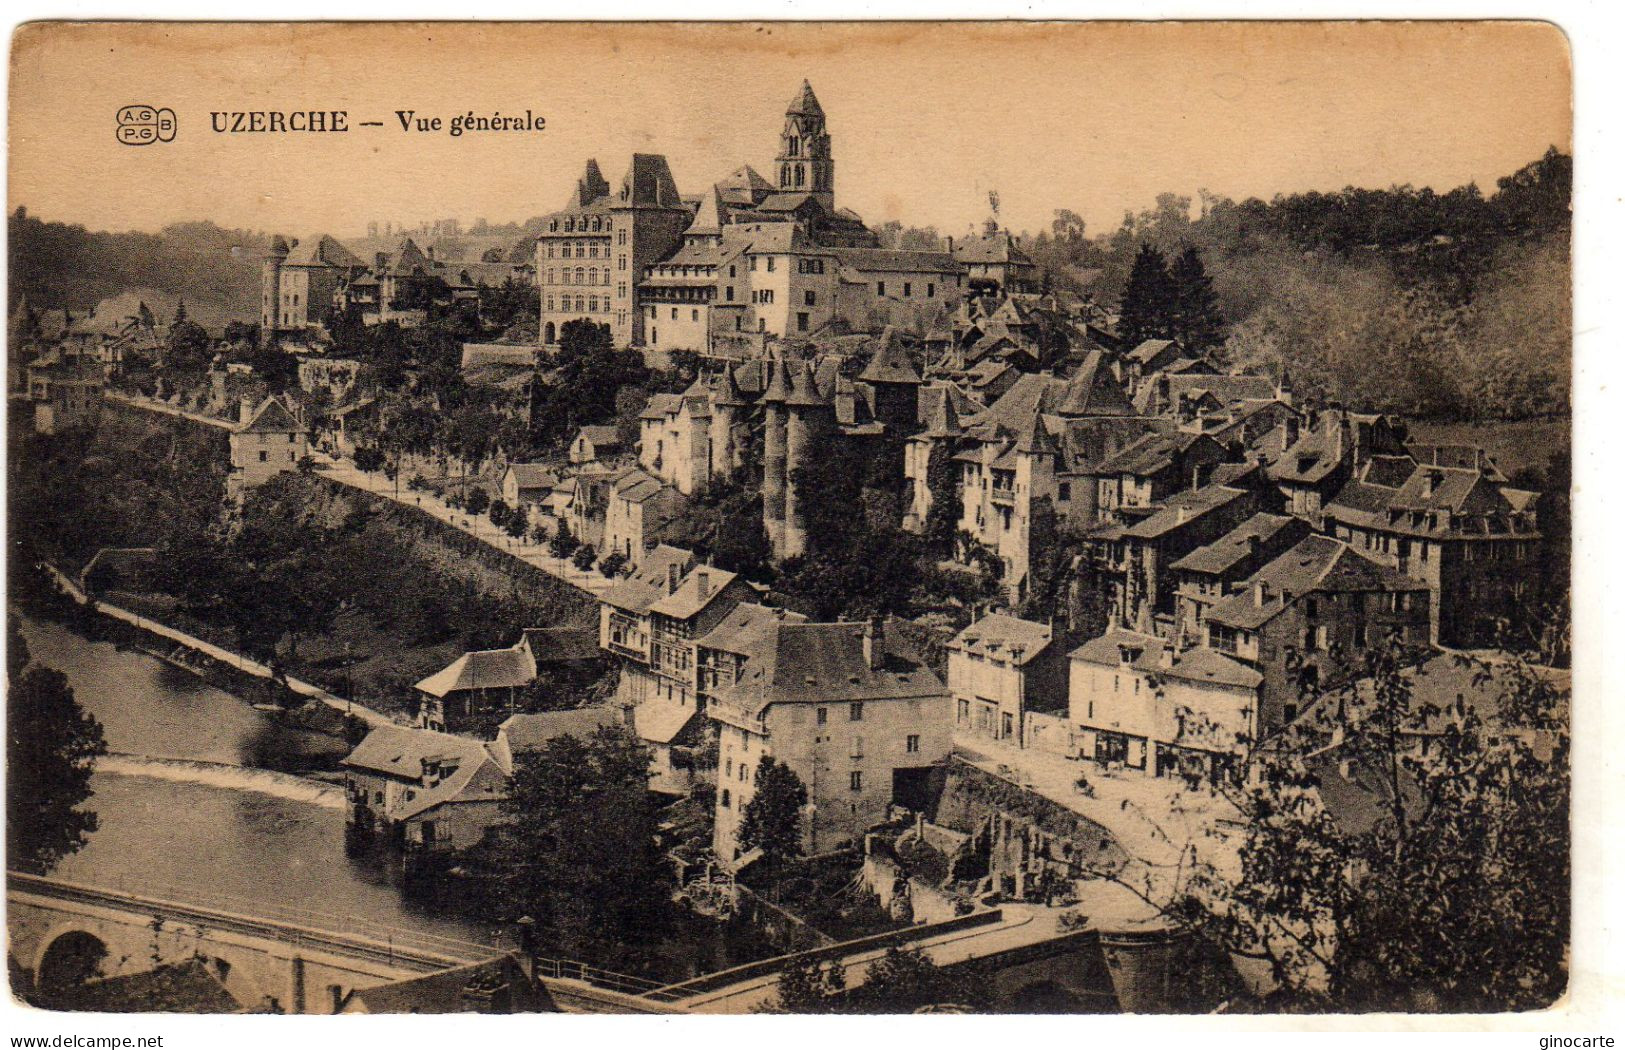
[5, 20, 1574, 1019]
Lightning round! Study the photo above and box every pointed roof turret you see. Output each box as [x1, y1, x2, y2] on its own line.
[564, 158, 611, 209]
[687, 186, 725, 237]
[712, 364, 750, 408]
[1011, 405, 1060, 456]
[785, 359, 830, 408]
[763, 358, 791, 404]
[858, 328, 923, 386]
[787, 79, 824, 117]
[617, 154, 685, 210]
[919, 385, 965, 439]
[1056, 349, 1134, 417]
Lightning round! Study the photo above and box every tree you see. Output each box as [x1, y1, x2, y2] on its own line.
[923, 442, 960, 553]
[504, 503, 530, 541]
[572, 543, 596, 572]
[496, 726, 669, 970]
[464, 486, 491, 516]
[767, 956, 847, 1013]
[1168, 243, 1226, 353]
[7, 631, 108, 875]
[738, 757, 807, 866]
[598, 550, 628, 578]
[1172, 635, 1569, 1011]
[352, 446, 386, 474]
[549, 521, 580, 559]
[849, 947, 993, 1012]
[1118, 242, 1176, 348]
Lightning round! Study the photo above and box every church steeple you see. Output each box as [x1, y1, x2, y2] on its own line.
[776, 80, 834, 209]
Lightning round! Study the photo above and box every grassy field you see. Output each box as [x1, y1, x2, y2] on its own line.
[1408, 416, 1570, 480]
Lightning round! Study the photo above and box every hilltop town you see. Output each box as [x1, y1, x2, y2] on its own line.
[9, 80, 1571, 1015]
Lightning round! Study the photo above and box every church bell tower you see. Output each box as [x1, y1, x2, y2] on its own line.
[776, 80, 834, 210]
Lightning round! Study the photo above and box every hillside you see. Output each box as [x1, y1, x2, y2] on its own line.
[7, 212, 266, 328]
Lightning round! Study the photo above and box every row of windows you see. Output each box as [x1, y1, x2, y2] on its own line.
[548, 216, 612, 233]
[546, 296, 609, 313]
[752, 289, 775, 305]
[544, 242, 606, 259]
[546, 268, 608, 286]
[875, 280, 936, 299]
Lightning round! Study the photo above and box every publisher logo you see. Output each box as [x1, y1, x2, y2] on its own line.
[116, 105, 176, 146]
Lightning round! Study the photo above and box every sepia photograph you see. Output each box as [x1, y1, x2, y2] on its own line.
[3, 19, 1578, 1020]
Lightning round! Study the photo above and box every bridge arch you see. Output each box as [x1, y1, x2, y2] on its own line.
[34, 928, 109, 1002]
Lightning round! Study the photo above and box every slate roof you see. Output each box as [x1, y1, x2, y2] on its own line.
[634, 697, 701, 746]
[1128, 338, 1179, 365]
[698, 602, 808, 655]
[343, 725, 493, 779]
[504, 463, 560, 492]
[415, 647, 536, 697]
[648, 564, 740, 620]
[832, 248, 964, 275]
[238, 396, 301, 434]
[949, 613, 1055, 666]
[1170, 513, 1309, 576]
[600, 544, 696, 614]
[1136, 373, 1277, 415]
[497, 707, 618, 755]
[1055, 350, 1134, 417]
[787, 79, 824, 116]
[343, 956, 548, 1015]
[1068, 629, 1260, 689]
[719, 621, 945, 715]
[952, 231, 1035, 266]
[1205, 536, 1421, 630]
[284, 234, 365, 269]
[1122, 484, 1249, 540]
[618, 153, 685, 210]
[858, 329, 923, 385]
[1096, 430, 1211, 478]
[577, 424, 625, 448]
[517, 626, 602, 664]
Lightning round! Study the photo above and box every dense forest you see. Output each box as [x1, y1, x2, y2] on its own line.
[1021, 147, 1573, 420]
[6, 212, 267, 325]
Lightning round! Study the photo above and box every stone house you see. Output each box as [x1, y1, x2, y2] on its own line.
[1068, 630, 1263, 785]
[947, 613, 1068, 748]
[1201, 535, 1432, 732]
[709, 618, 950, 865]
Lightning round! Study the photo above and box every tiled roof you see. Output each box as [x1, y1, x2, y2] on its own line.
[648, 564, 739, 620]
[414, 647, 536, 697]
[718, 621, 945, 714]
[600, 544, 696, 614]
[1055, 350, 1134, 417]
[1170, 513, 1308, 576]
[1128, 338, 1178, 365]
[343, 725, 492, 779]
[517, 626, 602, 664]
[497, 707, 618, 755]
[950, 613, 1054, 665]
[1205, 536, 1420, 630]
[1123, 484, 1249, 540]
[284, 234, 365, 269]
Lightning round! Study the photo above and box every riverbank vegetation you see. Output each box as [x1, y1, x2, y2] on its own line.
[6, 621, 108, 874]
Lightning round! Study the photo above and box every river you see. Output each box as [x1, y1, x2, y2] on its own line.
[16, 615, 505, 949]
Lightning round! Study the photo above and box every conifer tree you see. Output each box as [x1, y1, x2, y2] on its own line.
[1117, 242, 1175, 347]
[1169, 244, 1226, 353]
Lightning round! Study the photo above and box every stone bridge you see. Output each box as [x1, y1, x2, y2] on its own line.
[650, 904, 1156, 1013]
[7, 873, 670, 1014]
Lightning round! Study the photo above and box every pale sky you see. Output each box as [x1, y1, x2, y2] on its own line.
[8, 21, 1571, 242]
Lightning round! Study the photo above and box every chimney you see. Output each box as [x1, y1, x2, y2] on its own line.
[239, 395, 254, 425]
[1158, 643, 1175, 670]
[667, 563, 680, 595]
[697, 568, 712, 601]
[1422, 469, 1442, 497]
[1254, 580, 1271, 607]
[946, 235, 955, 254]
[1246, 534, 1262, 558]
[1283, 415, 1300, 447]
[863, 616, 884, 670]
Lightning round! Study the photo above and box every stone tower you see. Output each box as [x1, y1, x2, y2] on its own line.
[610, 154, 691, 348]
[260, 235, 289, 341]
[762, 359, 790, 557]
[709, 364, 749, 483]
[776, 80, 834, 210]
[781, 358, 834, 560]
